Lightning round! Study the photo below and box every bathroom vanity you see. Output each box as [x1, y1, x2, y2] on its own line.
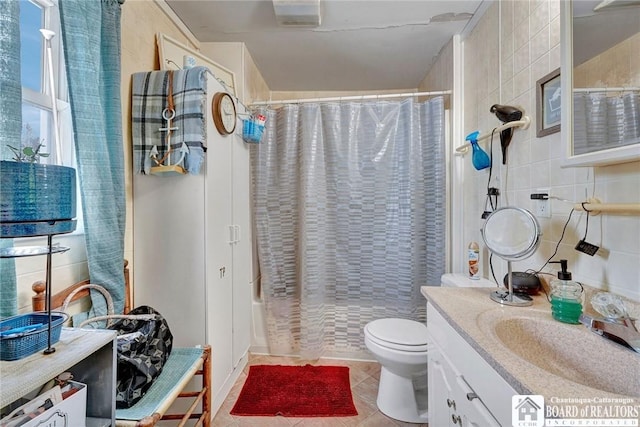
[423, 286, 639, 427]
[427, 302, 512, 426]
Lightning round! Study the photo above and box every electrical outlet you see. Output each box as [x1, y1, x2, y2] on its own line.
[535, 188, 550, 218]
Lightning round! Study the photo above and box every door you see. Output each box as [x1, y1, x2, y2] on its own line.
[454, 375, 501, 427]
[204, 78, 234, 402]
[428, 345, 455, 426]
[231, 117, 252, 367]
[133, 173, 207, 346]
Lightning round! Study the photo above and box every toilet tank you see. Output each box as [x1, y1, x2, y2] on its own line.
[441, 273, 494, 288]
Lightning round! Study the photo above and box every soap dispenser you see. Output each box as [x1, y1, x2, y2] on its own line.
[550, 260, 583, 324]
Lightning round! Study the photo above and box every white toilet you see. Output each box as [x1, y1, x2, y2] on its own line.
[364, 273, 494, 423]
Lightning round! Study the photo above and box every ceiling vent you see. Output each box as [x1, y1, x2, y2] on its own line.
[272, 0, 321, 27]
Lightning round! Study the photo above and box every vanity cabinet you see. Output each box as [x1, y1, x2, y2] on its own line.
[427, 302, 515, 426]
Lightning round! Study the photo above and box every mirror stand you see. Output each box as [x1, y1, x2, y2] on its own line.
[482, 207, 541, 308]
[489, 262, 533, 307]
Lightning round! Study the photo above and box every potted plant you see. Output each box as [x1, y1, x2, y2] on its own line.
[0, 125, 77, 238]
[6, 123, 50, 163]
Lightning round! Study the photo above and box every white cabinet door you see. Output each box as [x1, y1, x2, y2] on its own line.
[205, 118, 234, 405]
[231, 132, 251, 367]
[132, 173, 207, 346]
[430, 342, 501, 427]
[428, 344, 455, 426]
[453, 375, 501, 427]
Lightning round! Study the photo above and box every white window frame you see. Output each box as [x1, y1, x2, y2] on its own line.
[20, 0, 84, 235]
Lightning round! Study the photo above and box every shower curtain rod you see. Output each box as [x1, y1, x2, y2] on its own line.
[250, 90, 452, 106]
[573, 87, 640, 93]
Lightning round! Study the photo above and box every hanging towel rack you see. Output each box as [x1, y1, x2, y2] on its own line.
[455, 116, 531, 155]
[165, 58, 252, 117]
[574, 198, 640, 215]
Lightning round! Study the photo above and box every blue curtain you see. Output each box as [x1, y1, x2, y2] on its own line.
[0, 0, 21, 318]
[59, 0, 126, 315]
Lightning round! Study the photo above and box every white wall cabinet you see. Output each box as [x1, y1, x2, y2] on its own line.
[427, 302, 514, 426]
[133, 75, 251, 416]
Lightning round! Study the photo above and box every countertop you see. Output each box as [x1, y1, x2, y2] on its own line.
[421, 286, 640, 400]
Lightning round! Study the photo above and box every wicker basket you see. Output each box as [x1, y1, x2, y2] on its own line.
[0, 312, 68, 361]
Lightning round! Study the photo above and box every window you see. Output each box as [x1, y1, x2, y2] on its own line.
[19, 0, 83, 232]
[20, 0, 60, 163]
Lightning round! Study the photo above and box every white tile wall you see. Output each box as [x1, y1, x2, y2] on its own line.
[460, 0, 640, 302]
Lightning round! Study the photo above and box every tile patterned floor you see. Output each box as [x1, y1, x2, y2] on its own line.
[212, 353, 428, 427]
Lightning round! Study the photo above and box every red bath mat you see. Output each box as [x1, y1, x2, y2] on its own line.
[230, 364, 358, 417]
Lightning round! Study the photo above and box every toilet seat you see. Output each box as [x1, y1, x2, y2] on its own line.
[365, 318, 428, 352]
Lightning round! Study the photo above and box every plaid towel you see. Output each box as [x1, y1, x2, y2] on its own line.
[132, 67, 207, 174]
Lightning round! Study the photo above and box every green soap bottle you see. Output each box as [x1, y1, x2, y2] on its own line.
[550, 260, 583, 324]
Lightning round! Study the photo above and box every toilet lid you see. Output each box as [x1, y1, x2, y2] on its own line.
[366, 318, 428, 349]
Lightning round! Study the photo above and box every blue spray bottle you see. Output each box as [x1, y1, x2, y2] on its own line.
[466, 131, 491, 170]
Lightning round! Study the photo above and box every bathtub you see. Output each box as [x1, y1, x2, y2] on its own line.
[250, 277, 270, 354]
[250, 279, 376, 360]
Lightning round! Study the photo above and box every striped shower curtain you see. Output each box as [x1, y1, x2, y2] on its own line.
[251, 97, 446, 359]
[573, 91, 640, 155]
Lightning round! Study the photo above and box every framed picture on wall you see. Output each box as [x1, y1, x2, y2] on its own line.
[536, 68, 561, 137]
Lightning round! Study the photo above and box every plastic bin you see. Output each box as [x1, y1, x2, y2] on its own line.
[0, 312, 68, 361]
[242, 119, 265, 144]
[2, 381, 87, 427]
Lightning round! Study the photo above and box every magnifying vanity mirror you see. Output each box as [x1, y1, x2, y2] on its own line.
[482, 207, 542, 307]
[561, 0, 640, 167]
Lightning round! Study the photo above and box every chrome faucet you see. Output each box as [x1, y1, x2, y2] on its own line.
[579, 313, 640, 354]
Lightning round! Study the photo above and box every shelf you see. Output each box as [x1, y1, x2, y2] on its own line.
[0, 244, 70, 258]
[0, 328, 117, 408]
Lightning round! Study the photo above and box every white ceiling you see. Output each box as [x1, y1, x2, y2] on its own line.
[165, 0, 484, 91]
[572, 0, 640, 66]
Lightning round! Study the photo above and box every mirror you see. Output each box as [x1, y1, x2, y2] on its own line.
[561, 1, 640, 167]
[482, 207, 541, 261]
[482, 207, 541, 307]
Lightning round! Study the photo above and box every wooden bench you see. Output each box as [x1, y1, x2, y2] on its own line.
[32, 261, 211, 427]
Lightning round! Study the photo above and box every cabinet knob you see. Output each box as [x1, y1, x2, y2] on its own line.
[466, 392, 479, 401]
[452, 414, 462, 424]
[446, 398, 456, 410]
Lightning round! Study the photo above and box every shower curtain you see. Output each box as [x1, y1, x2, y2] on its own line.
[251, 97, 446, 359]
[573, 91, 640, 155]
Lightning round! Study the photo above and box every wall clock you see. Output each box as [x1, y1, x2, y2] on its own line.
[212, 92, 237, 135]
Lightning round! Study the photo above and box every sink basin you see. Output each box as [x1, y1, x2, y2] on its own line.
[477, 310, 640, 397]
